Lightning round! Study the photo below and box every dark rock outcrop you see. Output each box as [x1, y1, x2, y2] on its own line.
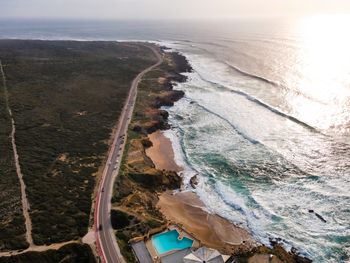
[153, 90, 185, 108]
[190, 175, 199, 189]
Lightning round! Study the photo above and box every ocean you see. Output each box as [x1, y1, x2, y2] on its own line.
[1, 17, 349, 262]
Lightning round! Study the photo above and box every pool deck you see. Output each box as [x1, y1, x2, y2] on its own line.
[131, 241, 154, 263]
[161, 248, 192, 263]
[145, 225, 200, 262]
[146, 238, 159, 261]
[168, 225, 199, 247]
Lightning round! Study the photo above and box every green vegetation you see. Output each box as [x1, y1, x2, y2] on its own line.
[0, 243, 95, 263]
[132, 54, 186, 128]
[111, 50, 191, 263]
[0, 40, 156, 246]
[112, 210, 139, 263]
[113, 209, 161, 263]
[0, 60, 28, 250]
[111, 209, 134, 229]
[116, 232, 137, 263]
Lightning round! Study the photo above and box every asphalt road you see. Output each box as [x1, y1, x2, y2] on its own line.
[95, 45, 163, 263]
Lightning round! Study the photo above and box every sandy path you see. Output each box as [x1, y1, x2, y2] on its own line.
[0, 60, 94, 258]
[0, 60, 34, 246]
[0, 240, 80, 257]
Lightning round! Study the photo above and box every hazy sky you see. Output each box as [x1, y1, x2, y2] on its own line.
[2, 0, 350, 19]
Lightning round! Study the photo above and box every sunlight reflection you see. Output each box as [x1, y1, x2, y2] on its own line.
[289, 15, 350, 131]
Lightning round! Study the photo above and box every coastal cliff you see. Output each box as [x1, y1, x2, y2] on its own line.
[111, 46, 311, 263]
[111, 48, 191, 262]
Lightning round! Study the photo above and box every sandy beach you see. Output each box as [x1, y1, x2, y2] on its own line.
[146, 130, 183, 172]
[158, 191, 255, 253]
[145, 130, 255, 254]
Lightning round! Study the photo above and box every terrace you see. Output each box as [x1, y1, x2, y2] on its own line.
[131, 225, 231, 263]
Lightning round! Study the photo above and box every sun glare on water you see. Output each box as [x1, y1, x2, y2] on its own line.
[290, 15, 350, 132]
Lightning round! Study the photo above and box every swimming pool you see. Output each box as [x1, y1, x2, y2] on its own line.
[151, 230, 194, 255]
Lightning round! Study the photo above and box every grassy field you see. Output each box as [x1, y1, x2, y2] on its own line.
[0, 40, 157, 247]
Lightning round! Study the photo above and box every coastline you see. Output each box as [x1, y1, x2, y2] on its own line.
[157, 191, 255, 253]
[140, 46, 258, 252]
[112, 44, 311, 263]
[0, 39, 316, 263]
[144, 95, 312, 262]
[111, 46, 191, 262]
[145, 129, 256, 253]
[146, 130, 182, 173]
[140, 46, 312, 263]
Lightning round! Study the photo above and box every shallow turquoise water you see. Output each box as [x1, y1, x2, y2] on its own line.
[152, 230, 193, 255]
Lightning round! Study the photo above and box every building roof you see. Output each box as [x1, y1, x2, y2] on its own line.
[183, 247, 228, 263]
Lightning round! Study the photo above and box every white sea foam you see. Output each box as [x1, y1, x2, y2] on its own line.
[159, 40, 350, 262]
[162, 128, 197, 186]
[1, 19, 349, 262]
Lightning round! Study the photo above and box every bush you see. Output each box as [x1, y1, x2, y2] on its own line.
[0, 40, 157, 245]
[111, 210, 131, 230]
[0, 243, 95, 263]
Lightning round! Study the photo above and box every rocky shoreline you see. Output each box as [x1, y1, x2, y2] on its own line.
[111, 45, 312, 263]
[110, 47, 191, 262]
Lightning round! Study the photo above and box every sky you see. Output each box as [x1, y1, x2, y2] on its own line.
[1, 0, 350, 20]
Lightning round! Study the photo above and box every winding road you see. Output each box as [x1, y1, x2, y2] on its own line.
[95, 45, 163, 263]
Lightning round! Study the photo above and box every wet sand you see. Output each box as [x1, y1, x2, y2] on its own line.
[158, 191, 255, 253]
[146, 130, 182, 172]
[145, 130, 255, 253]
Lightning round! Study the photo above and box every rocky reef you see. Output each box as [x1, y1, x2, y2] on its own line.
[237, 243, 312, 263]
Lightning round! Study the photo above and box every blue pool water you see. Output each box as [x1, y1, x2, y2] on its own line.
[152, 230, 194, 255]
